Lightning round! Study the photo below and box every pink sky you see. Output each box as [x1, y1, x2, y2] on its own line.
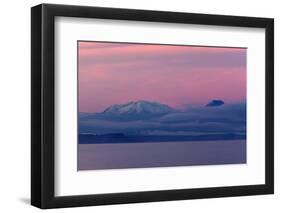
[78, 41, 246, 112]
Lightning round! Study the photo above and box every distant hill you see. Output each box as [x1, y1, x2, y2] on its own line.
[206, 99, 225, 107]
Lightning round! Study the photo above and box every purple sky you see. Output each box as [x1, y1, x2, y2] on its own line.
[78, 41, 246, 112]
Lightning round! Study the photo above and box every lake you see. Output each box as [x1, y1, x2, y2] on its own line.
[78, 140, 246, 170]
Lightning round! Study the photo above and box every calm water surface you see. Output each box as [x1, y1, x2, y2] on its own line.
[78, 140, 246, 170]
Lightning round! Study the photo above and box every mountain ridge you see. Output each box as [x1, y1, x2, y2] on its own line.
[80, 100, 177, 121]
[102, 100, 175, 115]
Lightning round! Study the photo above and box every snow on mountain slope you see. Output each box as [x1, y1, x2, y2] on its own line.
[103, 100, 175, 115]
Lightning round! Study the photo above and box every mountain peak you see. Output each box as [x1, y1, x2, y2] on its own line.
[206, 99, 225, 107]
[103, 100, 175, 115]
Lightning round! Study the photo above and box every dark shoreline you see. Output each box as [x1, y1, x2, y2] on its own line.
[79, 133, 246, 144]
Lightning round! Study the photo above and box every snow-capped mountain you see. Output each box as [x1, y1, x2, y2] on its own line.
[80, 101, 176, 121]
[103, 100, 175, 115]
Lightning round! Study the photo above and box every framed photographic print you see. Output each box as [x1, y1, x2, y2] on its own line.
[31, 3, 274, 209]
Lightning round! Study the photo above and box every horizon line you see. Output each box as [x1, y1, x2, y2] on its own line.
[78, 99, 246, 114]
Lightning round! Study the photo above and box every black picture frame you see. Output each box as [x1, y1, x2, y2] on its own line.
[31, 3, 274, 209]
